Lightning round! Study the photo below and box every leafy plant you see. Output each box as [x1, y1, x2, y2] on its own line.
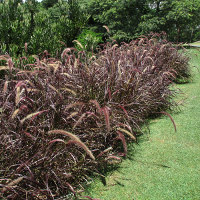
[75, 29, 103, 53]
[0, 0, 88, 58]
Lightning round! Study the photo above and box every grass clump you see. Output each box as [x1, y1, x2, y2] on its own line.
[82, 48, 200, 200]
[0, 34, 191, 199]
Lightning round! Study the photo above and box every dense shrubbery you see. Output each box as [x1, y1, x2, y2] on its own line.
[1, 0, 200, 58]
[74, 29, 103, 53]
[0, 34, 190, 199]
[83, 0, 200, 43]
[0, 0, 88, 57]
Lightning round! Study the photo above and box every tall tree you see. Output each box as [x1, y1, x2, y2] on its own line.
[85, 0, 148, 42]
[42, 0, 58, 9]
[55, 0, 88, 46]
[0, 0, 30, 55]
[138, 0, 200, 42]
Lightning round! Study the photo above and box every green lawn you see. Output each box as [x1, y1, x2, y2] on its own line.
[190, 41, 200, 46]
[81, 49, 200, 200]
[183, 41, 200, 47]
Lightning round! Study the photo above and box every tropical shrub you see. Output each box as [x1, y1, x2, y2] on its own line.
[0, 0, 88, 57]
[75, 29, 103, 53]
[29, 9, 63, 56]
[0, 0, 31, 56]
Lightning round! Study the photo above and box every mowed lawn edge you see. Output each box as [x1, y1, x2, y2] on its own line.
[81, 49, 200, 200]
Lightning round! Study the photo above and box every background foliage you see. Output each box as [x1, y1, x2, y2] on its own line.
[0, 0, 88, 57]
[0, 0, 200, 57]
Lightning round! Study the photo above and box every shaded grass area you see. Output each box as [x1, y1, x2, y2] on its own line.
[81, 49, 200, 200]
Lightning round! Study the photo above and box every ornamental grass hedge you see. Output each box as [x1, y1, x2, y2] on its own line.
[0, 33, 190, 199]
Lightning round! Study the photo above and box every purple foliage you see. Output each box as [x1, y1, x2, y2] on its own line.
[0, 34, 190, 199]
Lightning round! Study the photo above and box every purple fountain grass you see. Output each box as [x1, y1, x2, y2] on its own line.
[0, 33, 190, 199]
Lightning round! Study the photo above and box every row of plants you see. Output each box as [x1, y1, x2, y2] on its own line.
[0, 33, 190, 199]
